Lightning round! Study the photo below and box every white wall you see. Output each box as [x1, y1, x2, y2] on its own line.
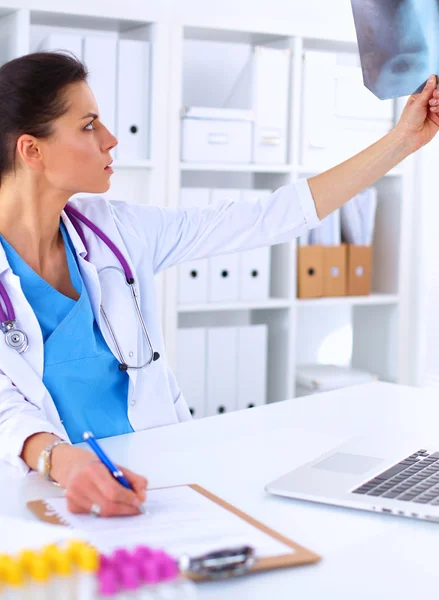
[9, 0, 357, 41]
[166, 0, 356, 40]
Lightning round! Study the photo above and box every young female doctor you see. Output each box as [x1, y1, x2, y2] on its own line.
[0, 52, 438, 518]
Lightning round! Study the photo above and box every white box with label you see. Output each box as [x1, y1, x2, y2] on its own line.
[181, 107, 253, 163]
[301, 51, 394, 167]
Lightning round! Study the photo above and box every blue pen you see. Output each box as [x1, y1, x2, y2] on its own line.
[83, 431, 145, 513]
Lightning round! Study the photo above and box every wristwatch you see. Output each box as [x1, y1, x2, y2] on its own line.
[37, 439, 69, 480]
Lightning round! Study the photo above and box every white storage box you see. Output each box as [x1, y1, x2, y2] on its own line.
[301, 51, 394, 168]
[181, 107, 254, 163]
[296, 364, 377, 393]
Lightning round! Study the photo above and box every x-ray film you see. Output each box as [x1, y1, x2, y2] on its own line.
[351, 0, 439, 99]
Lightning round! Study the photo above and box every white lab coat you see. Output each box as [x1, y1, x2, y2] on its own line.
[0, 179, 320, 473]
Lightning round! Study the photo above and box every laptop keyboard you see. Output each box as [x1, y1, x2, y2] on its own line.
[352, 449, 439, 505]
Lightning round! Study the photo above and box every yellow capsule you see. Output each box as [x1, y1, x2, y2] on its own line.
[49, 548, 72, 577]
[0, 556, 14, 582]
[29, 556, 50, 583]
[78, 546, 100, 573]
[66, 539, 88, 563]
[0, 555, 13, 570]
[41, 544, 59, 560]
[17, 549, 38, 572]
[4, 560, 25, 587]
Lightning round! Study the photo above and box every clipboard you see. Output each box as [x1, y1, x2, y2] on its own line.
[27, 483, 321, 579]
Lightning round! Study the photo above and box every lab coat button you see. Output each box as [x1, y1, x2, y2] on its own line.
[129, 351, 134, 357]
[130, 399, 135, 406]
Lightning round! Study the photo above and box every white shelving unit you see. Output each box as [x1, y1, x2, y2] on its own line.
[163, 22, 414, 412]
[0, 6, 171, 316]
[0, 5, 417, 414]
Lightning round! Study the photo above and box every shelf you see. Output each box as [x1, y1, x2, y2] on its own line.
[178, 298, 292, 312]
[294, 164, 403, 177]
[180, 162, 293, 173]
[296, 294, 400, 307]
[113, 160, 153, 169]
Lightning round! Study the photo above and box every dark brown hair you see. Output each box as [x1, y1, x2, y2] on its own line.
[0, 51, 88, 184]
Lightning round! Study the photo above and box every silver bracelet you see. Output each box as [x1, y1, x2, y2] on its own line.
[37, 439, 70, 481]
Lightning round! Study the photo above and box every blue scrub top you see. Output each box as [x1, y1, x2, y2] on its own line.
[0, 222, 134, 443]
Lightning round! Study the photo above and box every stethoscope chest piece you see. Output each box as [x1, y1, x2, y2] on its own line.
[3, 322, 28, 354]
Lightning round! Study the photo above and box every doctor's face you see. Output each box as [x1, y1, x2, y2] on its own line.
[38, 81, 118, 195]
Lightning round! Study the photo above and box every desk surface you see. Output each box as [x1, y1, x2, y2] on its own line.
[2, 382, 439, 599]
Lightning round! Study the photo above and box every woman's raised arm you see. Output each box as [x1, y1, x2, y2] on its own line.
[309, 75, 439, 220]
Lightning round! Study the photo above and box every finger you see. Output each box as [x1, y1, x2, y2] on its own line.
[120, 467, 148, 502]
[429, 112, 439, 129]
[417, 74, 437, 107]
[91, 464, 140, 507]
[66, 481, 141, 517]
[66, 495, 88, 514]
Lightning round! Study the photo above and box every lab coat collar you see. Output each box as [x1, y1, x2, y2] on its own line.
[61, 197, 140, 391]
[0, 241, 10, 277]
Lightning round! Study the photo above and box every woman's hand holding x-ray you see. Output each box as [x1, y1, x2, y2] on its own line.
[396, 74, 439, 151]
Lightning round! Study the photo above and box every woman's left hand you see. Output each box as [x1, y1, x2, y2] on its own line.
[396, 74, 439, 152]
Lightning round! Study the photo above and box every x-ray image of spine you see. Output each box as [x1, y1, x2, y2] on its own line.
[351, 0, 439, 99]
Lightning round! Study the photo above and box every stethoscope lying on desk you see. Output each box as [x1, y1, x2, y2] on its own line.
[0, 204, 160, 371]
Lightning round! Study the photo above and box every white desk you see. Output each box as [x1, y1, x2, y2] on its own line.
[2, 381, 439, 598]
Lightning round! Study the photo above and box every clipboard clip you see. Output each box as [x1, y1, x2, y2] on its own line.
[180, 545, 256, 579]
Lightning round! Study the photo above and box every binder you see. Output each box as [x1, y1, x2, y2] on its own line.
[301, 51, 337, 166]
[116, 39, 150, 160]
[252, 47, 289, 164]
[309, 209, 341, 246]
[176, 328, 206, 419]
[237, 325, 268, 410]
[346, 245, 373, 296]
[206, 327, 238, 416]
[178, 188, 210, 304]
[82, 36, 117, 137]
[208, 189, 241, 302]
[297, 245, 323, 299]
[239, 189, 272, 300]
[322, 245, 347, 297]
[38, 33, 83, 59]
[28, 484, 320, 579]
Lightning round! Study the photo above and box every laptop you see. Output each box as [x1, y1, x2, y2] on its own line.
[265, 433, 439, 523]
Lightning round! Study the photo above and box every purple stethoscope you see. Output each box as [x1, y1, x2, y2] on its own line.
[0, 204, 160, 371]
